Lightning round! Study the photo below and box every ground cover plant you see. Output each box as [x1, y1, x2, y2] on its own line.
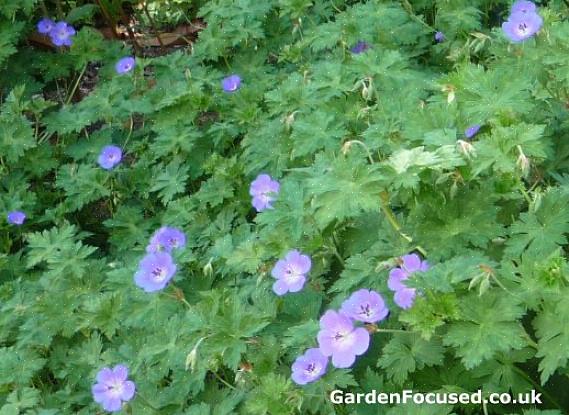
[2, 0, 569, 413]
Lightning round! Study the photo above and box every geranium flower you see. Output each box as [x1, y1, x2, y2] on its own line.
[434, 31, 445, 43]
[271, 250, 311, 295]
[350, 41, 370, 54]
[7, 211, 26, 225]
[291, 348, 328, 385]
[134, 252, 177, 292]
[317, 310, 370, 368]
[388, 254, 429, 309]
[115, 57, 136, 74]
[37, 18, 55, 34]
[340, 289, 389, 323]
[92, 365, 135, 413]
[511, 0, 537, 14]
[465, 124, 481, 139]
[249, 174, 280, 212]
[49, 21, 76, 47]
[146, 227, 186, 253]
[502, 10, 542, 43]
[97, 145, 123, 170]
[222, 74, 241, 92]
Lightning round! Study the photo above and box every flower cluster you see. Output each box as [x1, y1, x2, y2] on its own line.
[249, 174, 280, 212]
[502, 1, 542, 43]
[292, 289, 389, 385]
[134, 227, 186, 292]
[92, 365, 135, 412]
[388, 253, 429, 309]
[37, 18, 76, 47]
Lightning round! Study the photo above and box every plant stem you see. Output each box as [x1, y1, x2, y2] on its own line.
[65, 64, 87, 105]
[510, 365, 563, 410]
[95, 0, 120, 39]
[212, 371, 238, 390]
[143, 2, 166, 51]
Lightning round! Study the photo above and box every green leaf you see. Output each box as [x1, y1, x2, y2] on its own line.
[378, 333, 445, 384]
[443, 293, 526, 369]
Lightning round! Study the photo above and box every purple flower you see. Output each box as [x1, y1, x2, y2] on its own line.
[388, 254, 429, 309]
[249, 174, 280, 212]
[7, 211, 26, 225]
[97, 145, 123, 170]
[271, 250, 311, 296]
[49, 21, 76, 47]
[146, 226, 186, 253]
[511, 0, 537, 14]
[350, 41, 370, 54]
[464, 124, 481, 139]
[291, 348, 328, 385]
[37, 18, 55, 34]
[502, 11, 543, 43]
[222, 75, 241, 92]
[434, 31, 445, 43]
[115, 57, 136, 75]
[340, 289, 389, 323]
[317, 310, 370, 368]
[134, 252, 177, 292]
[92, 365, 135, 413]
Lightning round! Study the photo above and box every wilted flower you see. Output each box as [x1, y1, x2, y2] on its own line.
[340, 289, 389, 323]
[511, 0, 537, 14]
[222, 74, 241, 92]
[134, 252, 177, 292]
[115, 57, 136, 74]
[502, 10, 542, 43]
[291, 348, 328, 385]
[317, 310, 370, 368]
[434, 31, 445, 43]
[517, 145, 531, 176]
[249, 174, 280, 212]
[92, 365, 135, 413]
[388, 254, 429, 309]
[271, 249, 311, 295]
[146, 226, 186, 253]
[457, 139, 476, 158]
[49, 21, 76, 47]
[37, 18, 55, 34]
[350, 41, 370, 54]
[465, 124, 481, 139]
[7, 211, 26, 225]
[97, 145, 123, 170]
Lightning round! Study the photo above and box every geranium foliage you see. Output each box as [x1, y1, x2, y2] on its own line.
[1, 0, 569, 414]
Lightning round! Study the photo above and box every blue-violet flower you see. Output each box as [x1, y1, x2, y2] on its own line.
[291, 348, 328, 385]
[134, 252, 177, 292]
[37, 18, 55, 34]
[317, 310, 370, 368]
[49, 21, 76, 47]
[222, 74, 241, 92]
[502, 10, 542, 43]
[249, 174, 280, 212]
[146, 226, 186, 253]
[92, 365, 135, 413]
[271, 249, 311, 296]
[388, 254, 429, 309]
[7, 211, 26, 225]
[115, 57, 136, 74]
[340, 289, 389, 323]
[98, 145, 123, 170]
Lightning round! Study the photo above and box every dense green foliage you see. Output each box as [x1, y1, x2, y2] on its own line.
[2, 0, 569, 413]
